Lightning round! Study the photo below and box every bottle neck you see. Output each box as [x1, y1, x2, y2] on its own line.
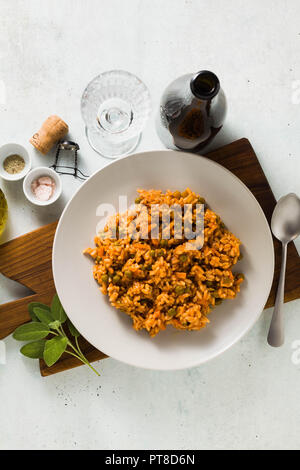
[190, 70, 220, 100]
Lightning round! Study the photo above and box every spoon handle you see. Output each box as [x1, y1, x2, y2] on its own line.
[267, 242, 287, 347]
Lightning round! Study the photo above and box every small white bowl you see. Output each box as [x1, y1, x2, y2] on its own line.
[23, 167, 62, 206]
[0, 143, 31, 181]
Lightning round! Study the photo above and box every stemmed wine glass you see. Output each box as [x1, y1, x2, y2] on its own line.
[81, 70, 151, 159]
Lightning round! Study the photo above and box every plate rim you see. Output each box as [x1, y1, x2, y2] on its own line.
[53, 149, 275, 370]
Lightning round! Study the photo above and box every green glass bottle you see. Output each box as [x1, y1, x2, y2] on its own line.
[156, 70, 227, 152]
[0, 189, 8, 236]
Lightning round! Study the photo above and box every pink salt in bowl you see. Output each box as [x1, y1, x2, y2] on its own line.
[23, 167, 62, 206]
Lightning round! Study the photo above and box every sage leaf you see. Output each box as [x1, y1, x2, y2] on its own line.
[43, 337, 68, 367]
[51, 294, 67, 323]
[13, 293, 100, 376]
[68, 319, 80, 338]
[28, 302, 51, 322]
[48, 320, 61, 330]
[20, 340, 46, 359]
[33, 307, 54, 325]
[13, 322, 50, 341]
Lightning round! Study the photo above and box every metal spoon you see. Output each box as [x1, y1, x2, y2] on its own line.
[267, 193, 300, 347]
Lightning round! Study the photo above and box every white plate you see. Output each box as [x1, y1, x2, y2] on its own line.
[53, 150, 274, 370]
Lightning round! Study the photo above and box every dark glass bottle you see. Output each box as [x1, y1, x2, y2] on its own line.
[156, 70, 226, 152]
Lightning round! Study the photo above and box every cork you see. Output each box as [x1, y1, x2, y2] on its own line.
[30, 115, 69, 155]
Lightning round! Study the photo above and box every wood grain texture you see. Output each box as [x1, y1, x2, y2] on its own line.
[0, 221, 57, 293]
[0, 138, 299, 376]
[0, 222, 58, 340]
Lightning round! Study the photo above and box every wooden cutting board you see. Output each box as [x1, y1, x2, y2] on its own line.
[0, 138, 299, 376]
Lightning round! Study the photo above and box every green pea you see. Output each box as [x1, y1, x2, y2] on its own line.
[124, 270, 132, 279]
[197, 197, 205, 204]
[160, 239, 168, 248]
[168, 308, 177, 317]
[112, 275, 121, 284]
[101, 274, 108, 284]
[179, 254, 187, 262]
[215, 298, 223, 305]
[175, 285, 185, 295]
[149, 250, 155, 257]
[135, 197, 141, 204]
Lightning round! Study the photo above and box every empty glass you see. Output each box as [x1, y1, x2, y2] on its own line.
[81, 70, 151, 158]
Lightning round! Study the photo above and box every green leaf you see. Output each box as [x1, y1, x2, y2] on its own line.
[28, 302, 51, 322]
[51, 294, 67, 323]
[48, 320, 61, 330]
[43, 336, 68, 367]
[33, 307, 54, 325]
[20, 340, 46, 359]
[67, 319, 80, 338]
[13, 322, 50, 341]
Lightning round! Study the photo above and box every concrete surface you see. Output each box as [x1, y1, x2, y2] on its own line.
[0, 0, 299, 450]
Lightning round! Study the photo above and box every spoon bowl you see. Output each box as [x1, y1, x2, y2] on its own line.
[268, 193, 300, 347]
[271, 193, 300, 244]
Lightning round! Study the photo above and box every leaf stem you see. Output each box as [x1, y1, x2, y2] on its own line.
[67, 338, 81, 355]
[80, 357, 100, 376]
[75, 336, 84, 357]
[58, 324, 66, 337]
[65, 348, 100, 376]
[49, 331, 59, 337]
[53, 324, 100, 376]
[65, 349, 83, 361]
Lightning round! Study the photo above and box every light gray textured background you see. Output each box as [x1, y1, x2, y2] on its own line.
[0, 0, 300, 450]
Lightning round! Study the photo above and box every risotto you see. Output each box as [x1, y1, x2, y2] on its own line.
[84, 188, 244, 337]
